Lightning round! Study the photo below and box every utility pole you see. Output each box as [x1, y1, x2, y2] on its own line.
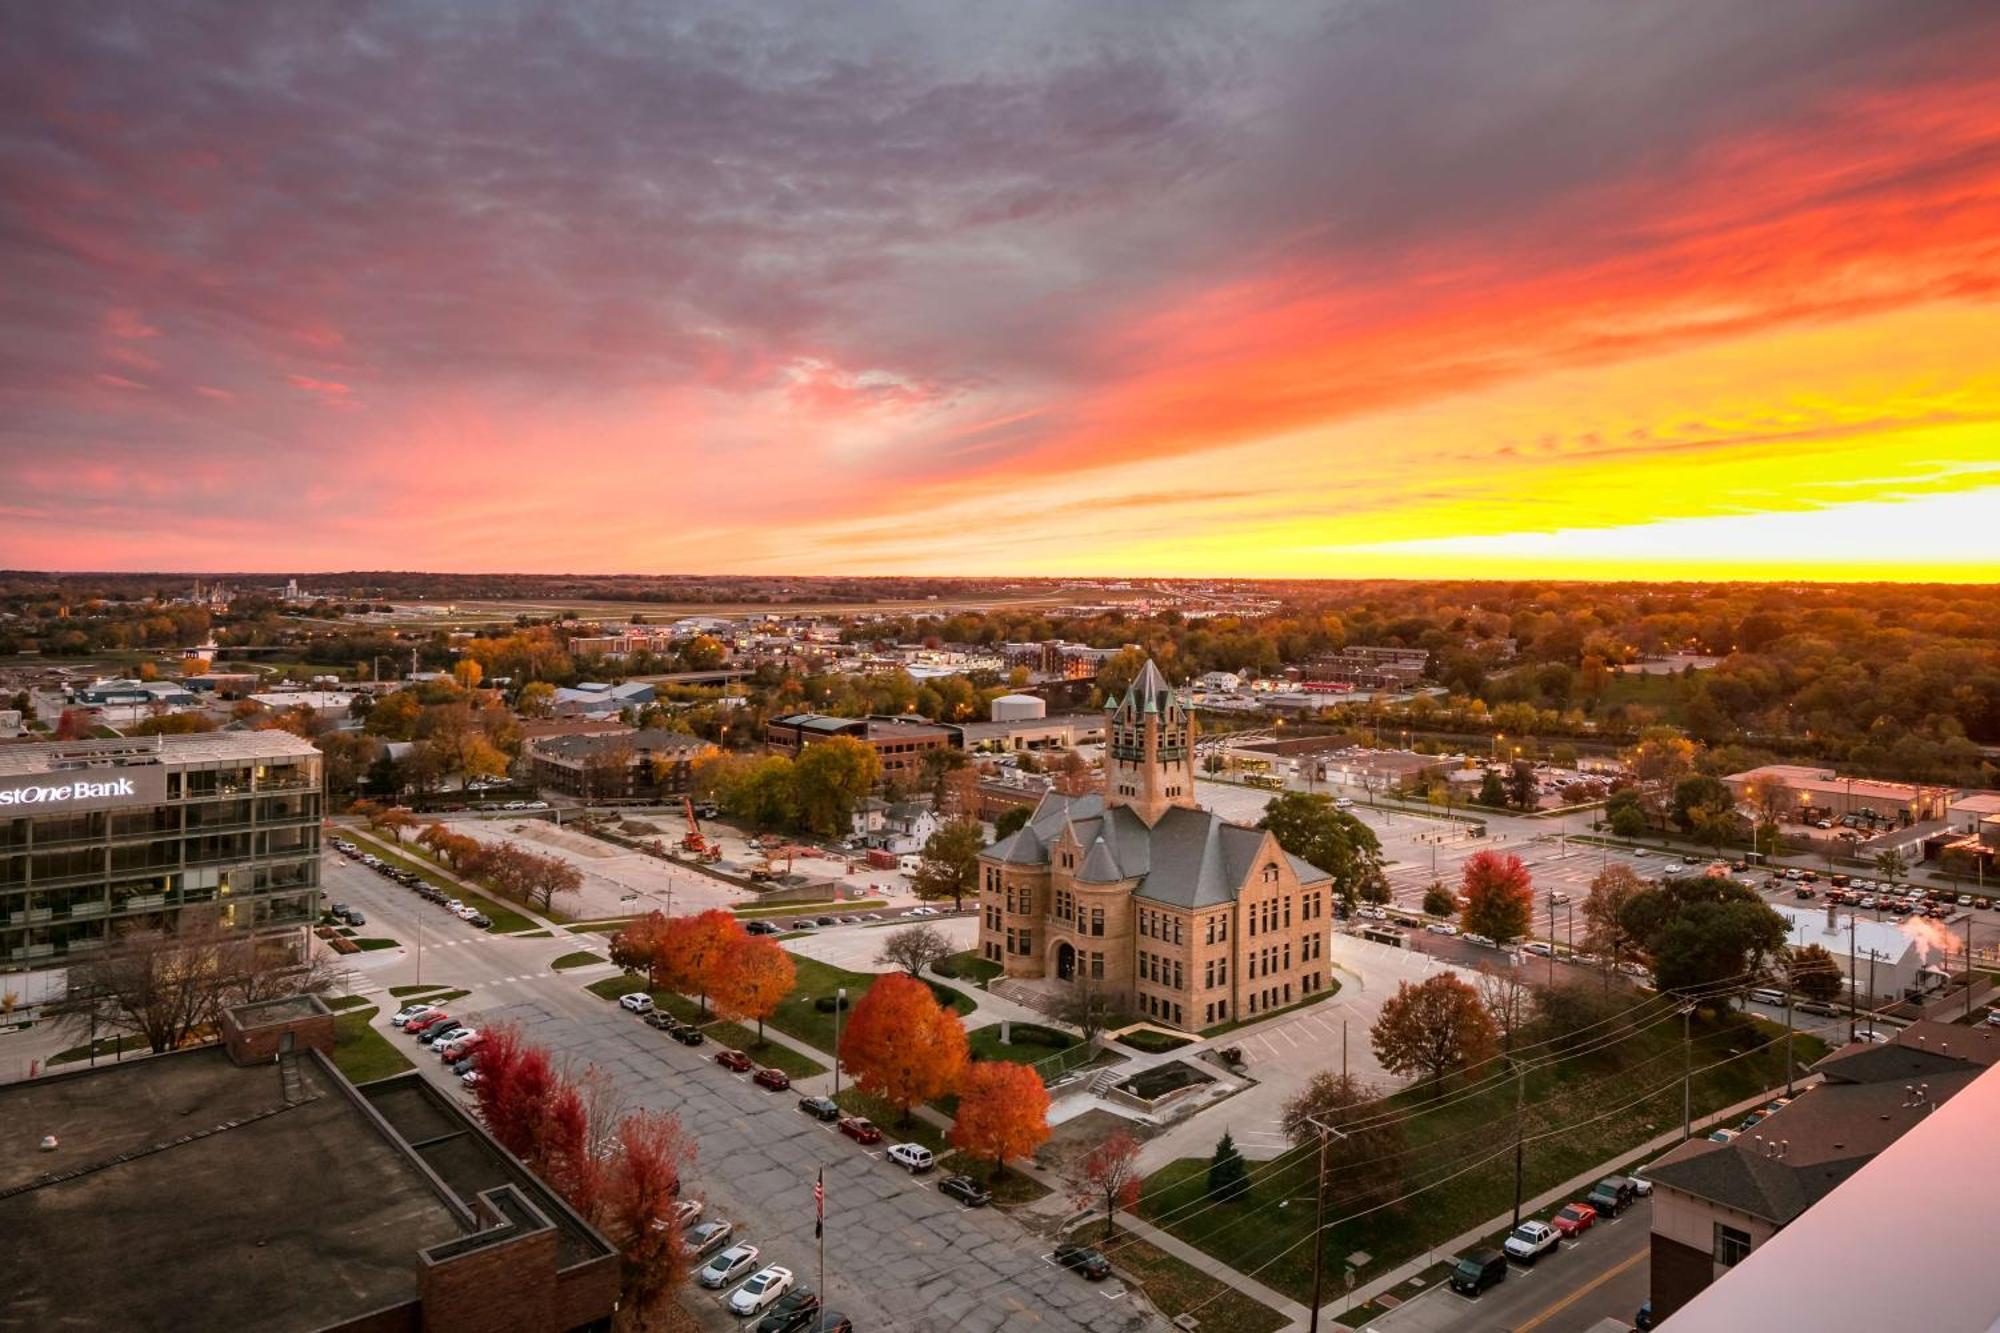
[1848, 915, 1858, 1044]
[1510, 1060, 1527, 1227]
[1305, 1114, 1345, 1333]
[832, 986, 847, 1096]
[1968, 913, 1977, 1022]
[1681, 1004, 1694, 1140]
[1546, 890, 1556, 987]
[1341, 1019, 1348, 1081]
[1784, 988, 1795, 1097]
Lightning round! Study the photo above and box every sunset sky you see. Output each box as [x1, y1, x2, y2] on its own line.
[4, 1, 1999, 579]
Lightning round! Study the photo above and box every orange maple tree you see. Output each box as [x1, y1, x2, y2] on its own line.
[656, 909, 748, 1013]
[949, 1060, 1050, 1172]
[837, 973, 968, 1125]
[712, 935, 796, 1042]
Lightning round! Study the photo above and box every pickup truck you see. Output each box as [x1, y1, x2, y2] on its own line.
[1503, 1220, 1559, 1264]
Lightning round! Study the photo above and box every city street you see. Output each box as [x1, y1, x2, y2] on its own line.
[1355, 1200, 1652, 1333]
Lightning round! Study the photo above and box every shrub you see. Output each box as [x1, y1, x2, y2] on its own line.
[814, 993, 853, 1014]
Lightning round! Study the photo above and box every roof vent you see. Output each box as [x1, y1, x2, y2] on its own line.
[38, 1135, 58, 1152]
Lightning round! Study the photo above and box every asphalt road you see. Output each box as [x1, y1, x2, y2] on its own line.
[1356, 1200, 1652, 1333]
[327, 853, 1167, 1333]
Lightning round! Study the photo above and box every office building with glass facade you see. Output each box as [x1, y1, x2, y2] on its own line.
[0, 732, 323, 1004]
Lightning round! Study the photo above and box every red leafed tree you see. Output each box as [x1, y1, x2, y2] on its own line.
[472, 1023, 588, 1195]
[596, 1108, 698, 1318]
[711, 936, 795, 1044]
[656, 910, 748, 1014]
[1371, 972, 1500, 1094]
[1066, 1130, 1143, 1240]
[1459, 849, 1534, 945]
[950, 1061, 1049, 1174]
[837, 973, 968, 1125]
[609, 911, 671, 979]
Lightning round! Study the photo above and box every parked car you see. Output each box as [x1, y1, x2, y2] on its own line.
[1708, 1127, 1740, 1143]
[685, 1219, 733, 1257]
[755, 1290, 821, 1333]
[392, 1003, 437, 1028]
[728, 1266, 795, 1316]
[1523, 941, 1553, 957]
[420, 1023, 465, 1048]
[439, 1032, 482, 1060]
[619, 992, 655, 1014]
[814, 916, 839, 927]
[460, 1069, 482, 1086]
[887, 1143, 934, 1173]
[1052, 1244, 1111, 1280]
[671, 1025, 706, 1046]
[1449, 1248, 1507, 1297]
[698, 1244, 761, 1290]
[1628, 1171, 1654, 1196]
[938, 1174, 992, 1207]
[1855, 1028, 1891, 1044]
[467, 912, 493, 929]
[1586, 1178, 1634, 1216]
[716, 1049, 754, 1073]
[837, 1116, 882, 1145]
[745, 920, 781, 936]
[790, 920, 818, 930]
[450, 1054, 480, 1075]
[406, 1012, 454, 1036]
[1504, 1220, 1559, 1264]
[346, 909, 366, 927]
[330, 902, 351, 921]
[797, 1095, 841, 1122]
[644, 1010, 678, 1031]
[669, 1197, 703, 1229]
[1798, 999, 1842, 1017]
[1551, 1202, 1596, 1237]
[754, 1067, 792, 1091]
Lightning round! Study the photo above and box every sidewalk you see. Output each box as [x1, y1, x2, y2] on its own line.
[1311, 1077, 1819, 1330]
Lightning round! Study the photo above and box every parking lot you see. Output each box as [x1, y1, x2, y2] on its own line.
[394, 994, 1166, 1333]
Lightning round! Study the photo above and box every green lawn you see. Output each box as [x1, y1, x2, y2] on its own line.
[326, 994, 374, 1011]
[515, 929, 556, 939]
[390, 982, 456, 997]
[1117, 1028, 1196, 1054]
[1141, 1010, 1825, 1303]
[331, 1007, 415, 1084]
[345, 832, 537, 932]
[586, 974, 649, 1001]
[935, 1152, 1052, 1207]
[938, 950, 1004, 985]
[1598, 670, 1687, 725]
[966, 1021, 1080, 1070]
[704, 1021, 829, 1079]
[766, 956, 880, 1053]
[551, 950, 605, 970]
[352, 937, 400, 952]
[1113, 1236, 1289, 1333]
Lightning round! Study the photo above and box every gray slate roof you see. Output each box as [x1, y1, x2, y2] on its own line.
[982, 789, 1331, 909]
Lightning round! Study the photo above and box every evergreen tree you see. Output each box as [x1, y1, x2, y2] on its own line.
[1207, 1131, 1251, 1202]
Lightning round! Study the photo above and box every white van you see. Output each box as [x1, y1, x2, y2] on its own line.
[1749, 988, 1786, 1006]
[898, 855, 923, 875]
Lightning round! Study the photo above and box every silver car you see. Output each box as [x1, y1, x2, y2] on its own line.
[698, 1243, 761, 1289]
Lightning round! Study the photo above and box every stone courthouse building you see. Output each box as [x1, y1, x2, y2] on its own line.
[977, 661, 1335, 1031]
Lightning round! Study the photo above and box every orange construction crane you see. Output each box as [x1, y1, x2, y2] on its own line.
[679, 797, 711, 855]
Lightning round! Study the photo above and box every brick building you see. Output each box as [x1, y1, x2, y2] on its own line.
[524, 728, 715, 801]
[977, 661, 1334, 1031]
[764, 713, 952, 783]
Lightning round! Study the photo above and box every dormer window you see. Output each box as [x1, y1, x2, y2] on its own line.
[1261, 863, 1280, 884]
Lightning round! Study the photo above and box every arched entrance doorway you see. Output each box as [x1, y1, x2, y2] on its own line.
[1055, 941, 1076, 982]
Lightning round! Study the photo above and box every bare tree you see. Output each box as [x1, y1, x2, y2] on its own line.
[61, 909, 344, 1054]
[874, 923, 954, 977]
[1476, 965, 1537, 1057]
[1051, 970, 1128, 1045]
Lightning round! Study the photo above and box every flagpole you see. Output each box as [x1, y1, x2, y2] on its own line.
[816, 1167, 826, 1317]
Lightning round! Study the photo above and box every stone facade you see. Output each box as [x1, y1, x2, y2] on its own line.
[977, 661, 1334, 1032]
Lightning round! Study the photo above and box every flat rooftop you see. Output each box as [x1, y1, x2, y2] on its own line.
[0, 729, 321, 778]
[0, 1046, 467, 1331]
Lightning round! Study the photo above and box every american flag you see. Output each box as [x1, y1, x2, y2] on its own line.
[814, 1169, 824, 1238]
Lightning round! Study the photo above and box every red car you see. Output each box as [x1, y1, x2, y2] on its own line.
[837, 1116, 882, 1145]
[406, 1012, 453, 1036]
[1552, 1201, 1597, 1238]
[753, 1067, 791, 1091]
[715, 1049, 753, 1073]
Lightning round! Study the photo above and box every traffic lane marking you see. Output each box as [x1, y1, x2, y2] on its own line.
[1512, 1247, 1646, 1332]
